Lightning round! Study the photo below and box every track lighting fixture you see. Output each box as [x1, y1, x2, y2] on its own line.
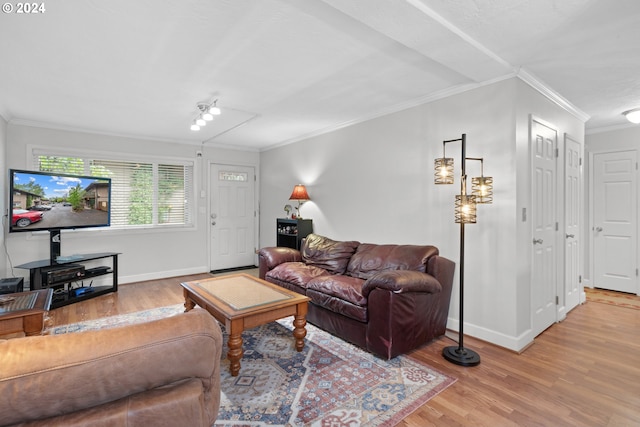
[209, 100, 221, 116]
[189, 100, 222, 131]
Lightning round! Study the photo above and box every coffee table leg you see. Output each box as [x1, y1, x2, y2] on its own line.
[23, 313, 45, 336]
[228, 333, 243, 376]
[228, 319, 244, 376]
[293, 302, 308, 352]
[183, 289, 196, 312]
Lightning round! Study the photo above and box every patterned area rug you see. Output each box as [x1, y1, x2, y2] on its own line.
[585, 287, 640, 310]
[47, 305, 456, 426]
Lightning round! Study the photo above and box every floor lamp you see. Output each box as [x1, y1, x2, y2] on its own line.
[434, 133, 493, 367]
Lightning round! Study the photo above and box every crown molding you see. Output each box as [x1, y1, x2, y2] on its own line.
[8, 117, 261, 152]
[8, 118, 204, 147]
[516, 69, 590, 123]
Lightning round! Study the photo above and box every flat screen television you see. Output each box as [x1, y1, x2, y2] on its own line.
[9, 169, 112, 234]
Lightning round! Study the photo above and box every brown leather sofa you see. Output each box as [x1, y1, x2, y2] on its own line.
[259, 233, 455, 359]
[0, 308, 222, 427]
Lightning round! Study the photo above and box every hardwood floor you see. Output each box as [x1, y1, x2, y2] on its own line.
[45, 272, 226, 326]
[46, 276, 640, 427]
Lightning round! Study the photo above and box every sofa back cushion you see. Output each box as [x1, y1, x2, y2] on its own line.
[346, 243, 439, 279]
[301, 234, 360, 275]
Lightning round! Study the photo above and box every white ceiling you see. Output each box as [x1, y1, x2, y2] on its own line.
[1, 0, 639, 151]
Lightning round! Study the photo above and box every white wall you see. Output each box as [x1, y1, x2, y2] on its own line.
[5, 124, 259, 285]
[587, 126, 640, 151]
[260, 76, 585, 351]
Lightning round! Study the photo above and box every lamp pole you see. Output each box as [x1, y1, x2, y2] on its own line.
[440, 133, 481, 367]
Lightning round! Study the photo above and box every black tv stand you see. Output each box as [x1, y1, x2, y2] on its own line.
[49, 229, 62, 264]
[16, 252, 119, 309]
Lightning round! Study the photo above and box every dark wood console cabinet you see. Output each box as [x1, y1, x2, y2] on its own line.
[16, 252, 119, 309]
[276, 218, 313, 250]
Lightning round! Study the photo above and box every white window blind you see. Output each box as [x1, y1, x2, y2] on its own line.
[33, 152, 194, 228]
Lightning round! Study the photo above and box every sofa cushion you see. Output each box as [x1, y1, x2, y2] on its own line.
[266, 262, 331, 292]
[346, 244, 439, 280]
[307, 275, 368, 323]
[307, 275, 367, 306]
[301, 234, 360, 275]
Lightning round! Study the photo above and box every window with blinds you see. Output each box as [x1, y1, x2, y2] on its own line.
[34, 154, 194, 228]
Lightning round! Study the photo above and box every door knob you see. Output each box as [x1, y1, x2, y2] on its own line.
[212, 221, 216, 226]
[595, 227, 603, 232]
[566, 234, 575, 238]
[533, 238, 543, 244]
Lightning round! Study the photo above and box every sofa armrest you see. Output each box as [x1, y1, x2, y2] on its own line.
[0, 308, 223, 426]
[364, 256, 455, 359]
[258, 246, 302, 279]
[362, 270, 442, 297]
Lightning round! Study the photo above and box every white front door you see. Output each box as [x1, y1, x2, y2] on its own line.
[593, 151, 638, 294]
[564, 135, 581, 313]
[531, 117, 559, 336]
[210, 164, 256, 271]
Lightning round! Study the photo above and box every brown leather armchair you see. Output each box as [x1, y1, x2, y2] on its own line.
[0, 308, 222, 427]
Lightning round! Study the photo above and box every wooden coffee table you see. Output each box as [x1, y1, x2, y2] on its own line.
[181, 273, 310, 376]
[0, 289, 53, 337]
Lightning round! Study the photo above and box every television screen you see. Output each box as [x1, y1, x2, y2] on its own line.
[9, 169, 111, 233]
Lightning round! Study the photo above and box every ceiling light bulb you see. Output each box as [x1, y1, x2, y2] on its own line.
[623, 108, 640, 124]
[202, 112, 214, 121]
[196, 117, 206, 126]
[190, 123, 200, 131]
[209, 104, 221, 115]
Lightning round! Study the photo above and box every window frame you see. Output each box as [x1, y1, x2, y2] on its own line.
[28, 145, 196, 231]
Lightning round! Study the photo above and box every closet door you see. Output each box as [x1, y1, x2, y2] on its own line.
[563, 135, 581, 313]
[531, 117, 559, 337]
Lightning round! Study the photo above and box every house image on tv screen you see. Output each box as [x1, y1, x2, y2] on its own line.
[12, 189, 44, 210]
[83, 182, 109, 211]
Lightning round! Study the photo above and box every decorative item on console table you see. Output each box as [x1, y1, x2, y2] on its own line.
[434, 133, 494, 367]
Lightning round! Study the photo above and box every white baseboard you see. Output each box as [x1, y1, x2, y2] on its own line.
[446, 317, 534, 353]
[120, 266, 209, 285]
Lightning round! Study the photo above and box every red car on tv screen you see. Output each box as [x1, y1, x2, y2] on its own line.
[12, 209, 44, 228]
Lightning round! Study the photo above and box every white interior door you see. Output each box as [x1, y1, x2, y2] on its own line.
[531, 118, 559, 336]
[210, 164, 256, 271]
[564, 135, 581, 312]
[593, 151, 638, 294]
